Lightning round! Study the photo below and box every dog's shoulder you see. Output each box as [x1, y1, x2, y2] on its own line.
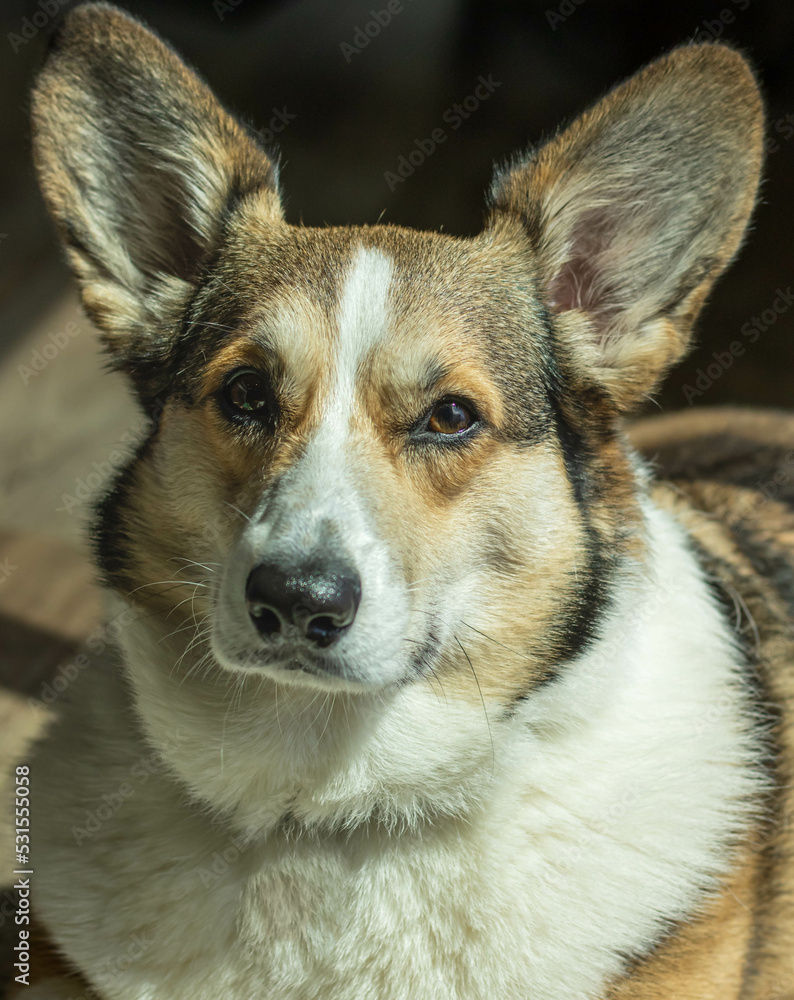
[627, 407, 794, 999]
[631, 407, 794, 509]
[631, 406, 794, 633]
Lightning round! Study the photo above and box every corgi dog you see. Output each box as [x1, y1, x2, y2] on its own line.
[17, 3, 794, 998]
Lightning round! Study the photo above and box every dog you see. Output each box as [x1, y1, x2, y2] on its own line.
[15, 3, 794, 998]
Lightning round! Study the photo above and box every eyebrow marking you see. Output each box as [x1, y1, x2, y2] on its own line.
[418, 360, 452, 396]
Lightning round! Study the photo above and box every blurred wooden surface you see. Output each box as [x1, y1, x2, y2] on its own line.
[0, 278, 139, 887]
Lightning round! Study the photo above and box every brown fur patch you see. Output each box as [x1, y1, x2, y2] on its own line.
[615, 409, 794, 999]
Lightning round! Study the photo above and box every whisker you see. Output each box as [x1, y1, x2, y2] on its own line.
[303, 690, 332, 743]
[221, 672, 249, 773]
[316, 692, 337, 747]
[125, 578, 206, 598]
[424, 664, 448, 708]
[452, 631, 495, 775]
[297, 687, 324, 725]
[157, 619, 207, 645]
[224, 501, 253, 524]
[171, 557, 221, 572]
[186, 320, 237, 333]
[164, 586, 212, 620]
[458, 619, 534, 664]
[274, 675, 283, 739]
[170, 620, 214, 683]
[211, 276, 236, 296]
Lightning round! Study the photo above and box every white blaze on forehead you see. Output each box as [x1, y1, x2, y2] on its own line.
[258, 245, 396, 543]
[330, 246, 393, 418]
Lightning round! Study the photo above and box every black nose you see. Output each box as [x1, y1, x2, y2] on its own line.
[245, 561, 362, 648]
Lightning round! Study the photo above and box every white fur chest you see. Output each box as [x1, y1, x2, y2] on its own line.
[30, 505, 765, 1000]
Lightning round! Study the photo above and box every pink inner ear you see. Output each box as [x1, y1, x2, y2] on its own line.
[548, 252, 602, 313]
[546, 208, 623, 345]
[547, 208, 612, 312]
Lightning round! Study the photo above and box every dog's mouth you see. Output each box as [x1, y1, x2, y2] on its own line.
[250, 648, 355, 683]
[208, 598, 443, 692]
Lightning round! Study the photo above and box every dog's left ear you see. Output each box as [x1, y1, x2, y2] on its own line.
[489, 44, 763, 410]
[31, 3, 282, 383]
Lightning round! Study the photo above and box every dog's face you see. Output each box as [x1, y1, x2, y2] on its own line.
[145, 225, 600, 697]
[33, 6, 763, 706]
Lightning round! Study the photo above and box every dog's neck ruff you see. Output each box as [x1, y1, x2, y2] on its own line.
[119, 493, 762, 826]
[102, 495, 764, 998]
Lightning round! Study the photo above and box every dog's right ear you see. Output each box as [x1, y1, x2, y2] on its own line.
[32, 3, 281, 376]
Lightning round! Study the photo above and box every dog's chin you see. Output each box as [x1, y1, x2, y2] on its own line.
[209, 636, 405, 693]
[209, 601, 442, 693]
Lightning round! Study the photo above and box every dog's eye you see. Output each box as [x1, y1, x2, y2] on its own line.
[427, 399, 476, 435]
[222, 370, 272, 419]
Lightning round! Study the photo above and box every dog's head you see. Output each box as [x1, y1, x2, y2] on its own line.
[33, 5, 763, 709]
